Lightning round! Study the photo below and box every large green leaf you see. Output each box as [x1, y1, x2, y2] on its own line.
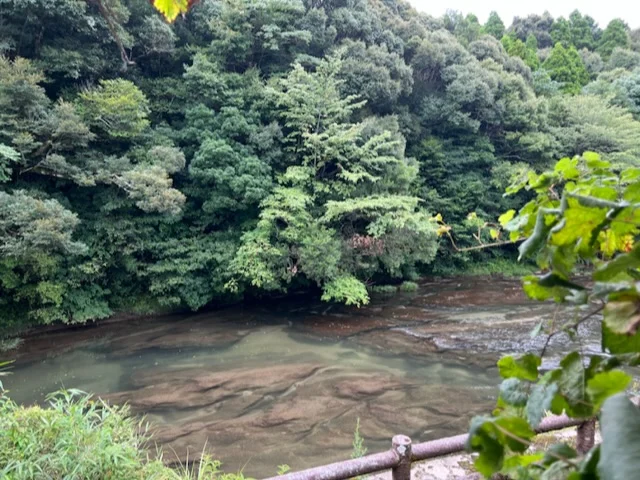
[551, 352, 592, 417]
[500, 378, 528, 406]
[602, 322, 640, 354]
[498, 354, 541, 381]
[554, 157, 579, 180]
[598, 394, 640, 480]
[468, 417, 505, 477]
[586, 370, 631, 411]
[526, 382, 558, 427]
[594, 244, 640, 281]
[603, 296, 640, 335]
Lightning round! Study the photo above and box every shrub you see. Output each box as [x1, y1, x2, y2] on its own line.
[398, 281, 419, 292]
[0, 389, 251, 480]
[369, 284, 398, 294]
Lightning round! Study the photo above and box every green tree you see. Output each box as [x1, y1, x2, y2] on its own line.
[542, 43, 590, 93]
[550, 17, 572, 46]
[509, 12, 554, 48]
[502, 33, 540, 70]
[568, 10, 598, 50]
[598, 19, 631, 59]
[483, 11, 505, 40]
[230, 56, 438, 304]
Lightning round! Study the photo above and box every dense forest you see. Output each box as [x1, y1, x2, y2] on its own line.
[2, 0, 640, 332]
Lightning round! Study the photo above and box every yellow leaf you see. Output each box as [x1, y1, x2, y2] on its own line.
[152, 0, 188, 22]
[434, 213, 443, 223]
[498, 209, 516, 227]
[489, 228, 500, 240]
[436, 225, 451, 237]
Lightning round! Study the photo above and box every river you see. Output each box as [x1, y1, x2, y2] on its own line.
[4, 277, 600, 477]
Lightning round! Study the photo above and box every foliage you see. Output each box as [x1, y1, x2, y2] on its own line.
[351, 418, 368, 459]
[598, 19, 631, 60]
[483, 12, 505, 40]
[369, 284, 398, 294]
[542, 43, 590, 93]
[0, 389, 253, 480]
[398, 281, 418, 292]
[501, 34, 540, 70]
[2, 0, 640, 332]
[467, 153, 640, 479]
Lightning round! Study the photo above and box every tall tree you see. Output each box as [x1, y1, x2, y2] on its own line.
[598, 19, 631, 60]
[483, 11, 505, 40]
[230, 56, 438, 305]
[543, 43, 590, 93]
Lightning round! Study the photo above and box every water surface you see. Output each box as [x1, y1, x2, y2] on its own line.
[6, 277, 600, 476]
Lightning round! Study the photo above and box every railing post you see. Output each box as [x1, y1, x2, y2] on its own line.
[576, 418, 596, 454]
[391, 435, 412, 480]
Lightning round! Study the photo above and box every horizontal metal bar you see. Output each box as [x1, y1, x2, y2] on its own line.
[266, 413, 586, 480]
[265, 450, 399, 480]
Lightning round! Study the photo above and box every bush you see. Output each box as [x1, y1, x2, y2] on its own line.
[0, 390, 250, 480]
[369, 284, 398, 294]
[398, 281, 419, 292]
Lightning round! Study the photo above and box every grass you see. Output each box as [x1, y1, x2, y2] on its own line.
[398, 281, 419, 292]
[433, 258, 535, 277]
[0, 389, 252, 480]
[369, 284, 398, 294]
[0, 337, 22, 353]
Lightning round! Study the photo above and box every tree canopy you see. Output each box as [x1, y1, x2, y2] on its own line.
[1, 0, 640, 331]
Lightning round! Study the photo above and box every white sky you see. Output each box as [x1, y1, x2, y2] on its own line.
[408, 1, 640, 29]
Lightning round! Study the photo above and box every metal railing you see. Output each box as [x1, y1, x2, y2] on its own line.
[263, 414, 590, 480]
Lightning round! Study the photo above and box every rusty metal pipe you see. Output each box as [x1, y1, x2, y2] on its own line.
[264, 449, 399, 480]
[265, 413, 585, 480]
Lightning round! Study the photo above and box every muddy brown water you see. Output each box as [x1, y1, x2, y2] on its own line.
[5, 277, 601, 477]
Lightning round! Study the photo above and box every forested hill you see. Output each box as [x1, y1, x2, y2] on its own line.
[1, 0, 640, 332]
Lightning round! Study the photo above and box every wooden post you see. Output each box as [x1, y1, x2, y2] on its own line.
[576, 418, 596, 454]
[391, 435, 412, 480]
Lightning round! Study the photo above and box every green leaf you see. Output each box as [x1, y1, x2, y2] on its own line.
[552, 352, 592, 417]
[621, 168, 640, 183]
[598, 394, 640, 480]
[586, 370, 631, 411]
[579, 444, 600, 476]
[499, 210, 516, 227]
[518, 210, 553, 260]
[494, 416, 535, 453]
[583, 151, 610, 170]
[602, 322, 640, 354]
[530, 321, 544, 338]
[523, 275, 568, 302]
[468, 417, 505, 477]
[500, 378, 528, 406]
[542, 443, 578, 466]
[498, 354, 541, 381]
[603, 297, 640, 335]
[526, 382, 558, 427]
[594, 243, 640, 281]
[554, 157, 579, 180]
[468, 415, 535, 476]
[537, 272, 585, 290]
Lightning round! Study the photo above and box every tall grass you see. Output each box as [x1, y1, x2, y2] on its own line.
[0, 389, 251, 480]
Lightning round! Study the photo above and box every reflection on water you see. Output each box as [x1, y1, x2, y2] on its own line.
[6, 277, 600, 476]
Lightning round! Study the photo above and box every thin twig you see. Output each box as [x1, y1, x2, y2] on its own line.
[540, 304, 604, 358]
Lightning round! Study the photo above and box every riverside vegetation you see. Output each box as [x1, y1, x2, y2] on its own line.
[3, 0, 640, 478]
[4, 0, 640, 333]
